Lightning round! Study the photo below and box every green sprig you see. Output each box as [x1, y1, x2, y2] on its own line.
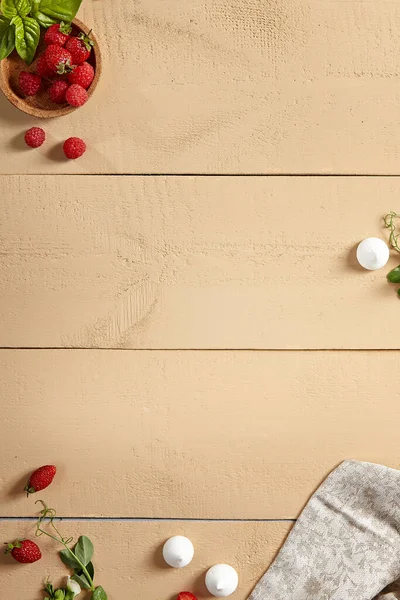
[35, 501, 107, 599]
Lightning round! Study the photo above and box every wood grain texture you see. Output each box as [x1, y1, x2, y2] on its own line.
[1, 176, 400, 349]
[1, 350, 400, 518]
[0, 520, 291, 599]
[1, 0, 400, 173]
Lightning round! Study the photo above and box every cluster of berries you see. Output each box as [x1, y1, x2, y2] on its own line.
[19, 22, 94, 108]
[24, 127, 86, 159]
[5, 465, 56, 564]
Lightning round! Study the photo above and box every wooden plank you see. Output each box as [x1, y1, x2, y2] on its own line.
[1, 350, 400, 518]
[1, 0, 400, 174]
[0, 520, 291, 599]
[1, 176, 400, 349]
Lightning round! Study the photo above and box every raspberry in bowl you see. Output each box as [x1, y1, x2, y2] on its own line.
[0, 18, 101, 118]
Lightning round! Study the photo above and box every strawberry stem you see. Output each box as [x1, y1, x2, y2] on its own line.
[35, 501, 95, 592]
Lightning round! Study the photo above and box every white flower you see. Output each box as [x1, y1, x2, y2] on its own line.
[66, 576, 81, 597]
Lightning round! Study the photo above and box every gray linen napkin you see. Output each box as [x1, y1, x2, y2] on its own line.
[249, 460, 400, 600]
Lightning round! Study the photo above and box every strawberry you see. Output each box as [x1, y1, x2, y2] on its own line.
[49, 79, 69, 103]
[65, 33, 94, 64]
[5, 540, 42, 563]
[177, 594, 198, 600]
[63, 137, 86, 159]
[44, 22, 72, 47]
[36, 53, 54, 78]
[66, 83, 88, 107]
[45, 45, 73, 74]
[25, 465, 56, 495]
[24, 127, 46, 148]
[19, 72, 41, 96]
[68, 62, 94, 89]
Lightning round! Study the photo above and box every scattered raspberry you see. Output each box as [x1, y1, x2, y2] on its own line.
[49, 79, 69, 103]
[24, 127, 46, 148]
[68, 62, 94, 89]
[177, 594, 198, 600]
[63, 137, 86, 159]
[65, 33, 93, 64]
[45, 44, 73, 74]
[36, 53, 54, 78]
[5, 540, 42, 564]
[65, 83, 88, 107]
[19, 71, 41, 96]
[25, 465, 56, 494]
[44, 22, 72, 47]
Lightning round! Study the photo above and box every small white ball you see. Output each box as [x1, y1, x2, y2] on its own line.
[162, 536, 194, 568]
[205, 564, 239, 597]
[356, 237, 389, 270]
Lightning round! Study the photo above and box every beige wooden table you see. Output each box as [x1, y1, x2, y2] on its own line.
[1, 1, 399, 599]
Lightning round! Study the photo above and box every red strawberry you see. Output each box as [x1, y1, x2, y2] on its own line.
[24, 127, 46, 148]
[68, 62, 94, 89]
[5, 540, 42, 563]
[36, 53, 54, 78]
[177, 594, 198, 600]
[49, 80, 69, 103]
[25, 465, 56, 495]
[19, 72, 41, 96]
[65, 33, 94, 64]
[66, 83, 88, 107]
[44, 22, 72, 47]
[45, 45, 73, 74]
[63, 137, 86, 159]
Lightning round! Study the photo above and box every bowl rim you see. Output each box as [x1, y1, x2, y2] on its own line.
[0, 17, 101, 119]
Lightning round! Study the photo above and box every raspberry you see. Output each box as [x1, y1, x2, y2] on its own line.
[45, 45, 73, 74]
[36, 53, 54, 78]
[65, 34, 93, 64]
[19, 71, 41, 96]
[24, 127, 46, 148]
[65, 84, 88, 107]
[63, 137, 86, 159]
[49, 80, 69, 103]
[68, 62, 94, 89]
[44, 22, 71, 47]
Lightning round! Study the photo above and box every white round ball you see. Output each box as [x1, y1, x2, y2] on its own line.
[162, 536, 194, 568]
[356, 237, 389, 270]
[205, 564, 239, 597]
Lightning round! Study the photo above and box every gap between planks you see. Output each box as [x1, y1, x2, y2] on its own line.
[0, 517, 295, 522]
[4, 173, 400, 177]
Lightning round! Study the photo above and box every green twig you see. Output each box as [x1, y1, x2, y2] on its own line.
[384, 211, 400, 253]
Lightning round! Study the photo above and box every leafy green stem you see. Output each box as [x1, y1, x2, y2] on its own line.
[35, 501, 95, 592]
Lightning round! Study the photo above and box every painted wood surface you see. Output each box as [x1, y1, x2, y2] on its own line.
[0, 520, 291, 599]
[1, 176, 400, 349]
[1, 350, 399, 519]
[1, 0, 400, 173]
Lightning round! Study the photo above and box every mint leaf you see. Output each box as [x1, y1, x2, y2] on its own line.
[74, 535, 94, 566]
[60, 548, 82, 570]
[93, 587, 107, 600]
[387, 265, 400, 283]
[71, 573, 91, 590]
[0, 16, 15, 59]
[13, 14, 39, 63]
[1, 0, 31, 19]
[32, 0, 82, 26]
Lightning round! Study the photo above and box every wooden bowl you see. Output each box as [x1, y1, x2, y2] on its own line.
[0, 18, 101, 118]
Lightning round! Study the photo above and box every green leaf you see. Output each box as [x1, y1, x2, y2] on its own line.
[32, 0, 82, 26]
[0, 17, 15, 59]
[74, 535, 94, 566]
[60, 548, 82, 570]
[71, 573, 91, 590]
[13, 14, 40, 64]
[387, 265, 400, 283]
[1, 0, 31, 19]
[93, 587, 108, 600]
